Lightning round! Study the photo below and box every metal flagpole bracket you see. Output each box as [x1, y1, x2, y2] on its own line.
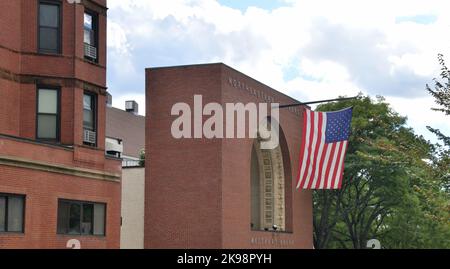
[276, 96, 359, 109]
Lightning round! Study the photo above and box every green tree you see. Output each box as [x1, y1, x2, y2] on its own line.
[427, 54, 450, 117]
[139, 149, 145, 167]
[426, 54, 450, 191]
[313, 94, 450, 249]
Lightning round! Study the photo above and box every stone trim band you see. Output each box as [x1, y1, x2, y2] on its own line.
[0, 155, 120, 182]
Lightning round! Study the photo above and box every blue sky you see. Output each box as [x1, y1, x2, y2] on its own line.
[217, 0, 287, 11]
[106, 0, 450, 144]
[395, 15, 438, 25]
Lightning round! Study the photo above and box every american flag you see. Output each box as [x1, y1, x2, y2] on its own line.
[296, 107, 353, 190]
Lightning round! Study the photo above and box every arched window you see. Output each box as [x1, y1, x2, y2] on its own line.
[251, 122, 292, 232]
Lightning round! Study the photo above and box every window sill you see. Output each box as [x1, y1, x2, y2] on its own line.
[82, 57, 103, 68]
[37, 139, 74, 149]
[251, 229, 294, 235]
[105, 155, 122, 161]
[37, 51, 63, 57]
[84, 57, 99, 64]
[0, 232, 25, 236]
[57, 234, 106, 239]
[37, 139, 61, 144]
[81, 144, 98, 149]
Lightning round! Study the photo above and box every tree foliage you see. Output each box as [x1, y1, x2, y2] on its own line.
[139, 149, 145, 167]
[313, 94, 450, 249]
[425, 54, 450, 193]
[427, 54, 450, 116]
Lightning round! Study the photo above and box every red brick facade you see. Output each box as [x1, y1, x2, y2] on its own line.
[145, 64, 313, 249]
[0, 0, 121, 249]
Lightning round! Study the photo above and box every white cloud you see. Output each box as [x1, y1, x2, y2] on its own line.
[107, 20, 130, 54]
[386, 96, 450, 142]
[107, 0, 450, 142]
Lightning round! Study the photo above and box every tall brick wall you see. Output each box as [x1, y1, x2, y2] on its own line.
[0, 78, 20, 136]
[220, 65, 312, 249]
[145, 65, 223, 249]
[0, 0, 21, 52]
[145, 63, 313, 249]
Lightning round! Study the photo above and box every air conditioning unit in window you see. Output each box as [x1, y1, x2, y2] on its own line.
[83, 129, 96, 144]
[84, 43, 97, 60]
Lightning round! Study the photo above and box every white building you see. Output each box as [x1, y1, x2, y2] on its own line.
[105, 97, 145, 249]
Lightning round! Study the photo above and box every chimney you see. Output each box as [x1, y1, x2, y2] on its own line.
[125, 100, 139, 115]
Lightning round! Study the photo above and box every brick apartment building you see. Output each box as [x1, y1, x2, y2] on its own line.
[0, 0, 121, 248]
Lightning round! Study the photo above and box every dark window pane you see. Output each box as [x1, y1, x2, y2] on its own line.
[83, 94, 95, 131]
[7, 196, 24, 232]
[69, 203, 81, 235]
[93, 203, 105, 236]
[83, 110, 93, 130]
[37, 114, 57, 139]
[90, 31, 95, 46]
[0, 197, 5, 232]
[57, 201, 70, 234]
[81, 204, 93, 235]
[83, 94, 92, 110]
[84, 13, 92, 29]
[39, 27, 58, 52]
[84, 30, 95, 46]
[84, 29, 92, 45]
[39, 4, 59, 27]
[57, 200, 105, 236]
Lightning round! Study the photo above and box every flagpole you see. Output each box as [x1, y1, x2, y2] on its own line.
[276, 96, 358, 109]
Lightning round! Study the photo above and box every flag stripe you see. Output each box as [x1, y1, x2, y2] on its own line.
[336, 141, 349, 189]
[297, 109, 311, 189]
[318, 144, 332, 189]
[330, 142, 344, 189]
[325, 143, 339, 189]
[303, 111, 317, 189]
[296, 109, 309, 189]
[312, 113, 327, 189]
[298, 109, 313, 189]
[308, 112, 323, 189]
